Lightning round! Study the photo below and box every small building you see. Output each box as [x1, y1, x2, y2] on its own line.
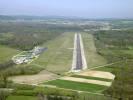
[13, 57, 27, 64]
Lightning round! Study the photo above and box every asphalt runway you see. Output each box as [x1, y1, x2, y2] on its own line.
[75, 34, 82, 70]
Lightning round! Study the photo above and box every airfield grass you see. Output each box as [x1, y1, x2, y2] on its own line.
[71, 75, 112, 82]
[81, 33, 107, 68]
[44, 79, 108, 93]
[22, 32, 107, 74]
[0, 45, 20, 63]
[31, 32, 74, 73]
[121, 49, 133, 55]
[6, 96, 37, 100]
[93, 66, 114, 72]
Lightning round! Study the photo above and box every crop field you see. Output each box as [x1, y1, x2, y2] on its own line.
[0, 45, 20, 63]
[44, 79, 108, 93]
[71, 75, 112, 82]
[43, 70, 114, 92]
[43, 69, 114, 93]
[77, 70, 115, 80]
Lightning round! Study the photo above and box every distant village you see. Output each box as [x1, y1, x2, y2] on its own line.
[12, 46, 47, 64]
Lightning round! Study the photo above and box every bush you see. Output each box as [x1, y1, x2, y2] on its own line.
[0, 60, 15, 70]
[104, 60, 133, 100]
[12, 90, 37, 96]
[11, 84, 35, 90]
[2, 64, 44, 77]
[35, 87, 78, 99]
[0, 90, 10, 100]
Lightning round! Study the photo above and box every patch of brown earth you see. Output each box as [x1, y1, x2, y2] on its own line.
[8, 70, 59, 85]
[77, 70, 115, 80]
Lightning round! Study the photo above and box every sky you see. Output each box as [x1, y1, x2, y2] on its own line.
[0, 0, 133, 18]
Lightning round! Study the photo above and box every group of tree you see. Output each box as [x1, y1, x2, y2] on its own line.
[93, 30, 133, 99]
[104, 60, 133, 100]
[94, 30, 133, 49]
[0, 60, 14, 70]
[0, 22, 65, 50]
[94, 30, 133, 63]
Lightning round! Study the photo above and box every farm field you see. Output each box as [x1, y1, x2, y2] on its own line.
[77, 70, 115, 80]
[71, 75, 113, 82]
[44, 79, 108, 93]
[60, 76, 111, 86]
[43, 69, 114, 92]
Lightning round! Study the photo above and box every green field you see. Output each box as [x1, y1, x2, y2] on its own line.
[93, 66, 114, 72]
[81, 33, 107, 68]
[44, 79, 108, 93]
[71, 75, 112, 82]
[31, 32, 74, 73]
[6, 96, 37, 100]
[0, 45, 20, 63]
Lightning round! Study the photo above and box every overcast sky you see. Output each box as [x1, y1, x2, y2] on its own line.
[0, 0, 133, 18]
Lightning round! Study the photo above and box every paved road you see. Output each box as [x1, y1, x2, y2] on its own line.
[75, 34, 82, 70]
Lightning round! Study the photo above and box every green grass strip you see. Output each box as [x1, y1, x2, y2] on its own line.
[44, 79, 108, 93]
[7, 96, 37, 100]
[71, 75, 113, 82]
